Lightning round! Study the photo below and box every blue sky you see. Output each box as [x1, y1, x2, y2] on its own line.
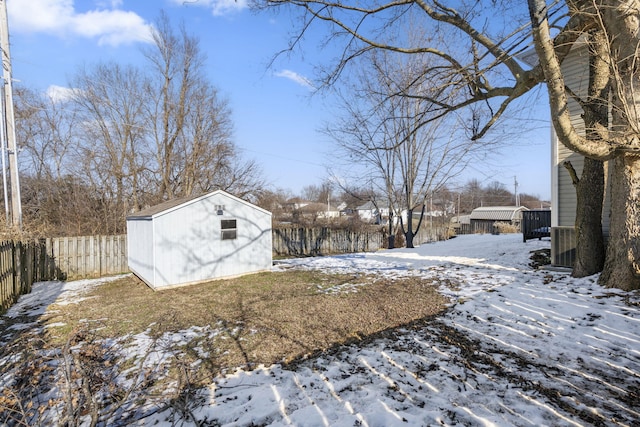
[5, 0, 551, 200]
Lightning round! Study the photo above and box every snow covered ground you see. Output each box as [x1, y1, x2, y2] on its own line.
[2, 234, 639, 426]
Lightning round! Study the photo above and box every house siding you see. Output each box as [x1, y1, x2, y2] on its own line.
[555, 44, 588, 228]
[553, 42, 611, 234]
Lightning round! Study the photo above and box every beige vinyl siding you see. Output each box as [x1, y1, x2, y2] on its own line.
[554, 43, 611, 234]
[555, 45, 587, 227]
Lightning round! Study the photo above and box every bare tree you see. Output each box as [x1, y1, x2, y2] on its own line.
[560, 29, 607, 278]
[261, 0, 640, 290]
[13, 87, 110, 235]
[483, 181, 513, 206]
[14, 87, 77, 181]
[301, 181, 333, 203]
[459, 178, 483, 213]
[69, 62, 151, 233]
[143, 12, 264, 202]
[144, 12, 200, 200]
[327, 49, 491, 248]
[13, 13, 265, 235]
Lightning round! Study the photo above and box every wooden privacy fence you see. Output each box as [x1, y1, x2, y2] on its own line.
[0, 236, 128, 314]
[0, 240, 58, 313]
[273, 227, 384, 256]
[47, 235, 128, 280]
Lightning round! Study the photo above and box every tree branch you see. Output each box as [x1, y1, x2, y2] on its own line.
[563, 160, 580, 186]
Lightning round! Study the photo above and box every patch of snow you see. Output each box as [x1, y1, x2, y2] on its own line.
[180, 235, 639, 426]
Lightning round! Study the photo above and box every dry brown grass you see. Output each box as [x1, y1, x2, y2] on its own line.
[42, 269, 448, 380]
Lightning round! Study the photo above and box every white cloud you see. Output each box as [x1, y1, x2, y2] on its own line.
[73, 9, 153, 46]
[274, 69, 314, 90]
[7, 0, 153, 46]
[168, 0, 248, 16]
[46, 85, 79, 103]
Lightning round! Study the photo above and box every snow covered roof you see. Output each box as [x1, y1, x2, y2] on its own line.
[469, 206, 528, 221]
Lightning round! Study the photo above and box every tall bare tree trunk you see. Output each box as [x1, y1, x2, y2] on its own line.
[405, 208, 415, 248]
[600, 155, 640, 289]
[572, 30, 607, 277]
[572, 158, 605, 276]
[598, 1, 640, 290]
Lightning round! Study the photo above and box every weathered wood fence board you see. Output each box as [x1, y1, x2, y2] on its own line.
[0, 240, 56, 314]
[0, 236, 128, 314]
[45, 235, 128, 280]
[272, 227, 384, 256]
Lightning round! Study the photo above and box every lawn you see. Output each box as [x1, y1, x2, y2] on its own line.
[41, 270, 447, 373]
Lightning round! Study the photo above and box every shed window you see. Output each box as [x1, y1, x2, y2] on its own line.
[221, 219, 237, 240]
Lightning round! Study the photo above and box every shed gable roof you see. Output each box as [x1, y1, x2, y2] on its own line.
[469, 206, 528, 221]
[126, 190, 271, 220]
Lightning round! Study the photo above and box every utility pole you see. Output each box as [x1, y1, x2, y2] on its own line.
[0, 0, 21, 229]
[513, 176, 520, 207]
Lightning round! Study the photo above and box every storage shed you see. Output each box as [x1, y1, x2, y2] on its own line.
[126, 190, 272, 290]
[469, 206, 529, 234]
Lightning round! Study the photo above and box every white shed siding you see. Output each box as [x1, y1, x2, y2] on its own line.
[151, 195, 217, 287]
[152, 193, 271, 287]
[127, 191, 272, 289]
[126, 218, 155, 286]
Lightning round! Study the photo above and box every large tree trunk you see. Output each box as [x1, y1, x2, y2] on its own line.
[388, 209, 395, 249]
[572, 158, 605, 277]
[599, 1, 640, 290]
[599, 155, 640, 290]
[572, 31, 607, 278]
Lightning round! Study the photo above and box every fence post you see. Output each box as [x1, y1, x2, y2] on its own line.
[12, 241, 17, 299]
[100, 235, 104, 277]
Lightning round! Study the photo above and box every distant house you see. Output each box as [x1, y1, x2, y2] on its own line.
[550, 40, 612, 267]
[280, 199, 346, 222]
[356, 201, 391, 224]
[284, 198, 311, 211]
[316, 201, 347, 219]
[469, 206, 528, 234]
[126, 190, 272, 290]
